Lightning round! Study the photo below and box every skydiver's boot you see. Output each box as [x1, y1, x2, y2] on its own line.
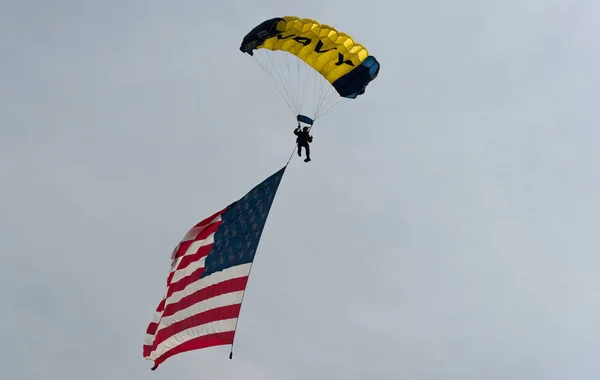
[304, 146, 311, 162]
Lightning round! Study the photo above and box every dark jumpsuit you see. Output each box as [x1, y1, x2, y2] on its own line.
[294, 127, 312, 160]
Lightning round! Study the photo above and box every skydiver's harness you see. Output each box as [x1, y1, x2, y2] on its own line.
[295, 115, 314, 146]
[286, 114, 315, 165]
[295, 130, 313, 145]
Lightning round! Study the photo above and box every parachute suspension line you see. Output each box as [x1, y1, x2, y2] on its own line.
[287, 50, 308, 114]
[317, 98, 350, 120]
[256, 50, 303, 115]
[273, 50, 300, 112]
[248, 48, 348, 122]
[285, 51, 299, 112]
[266, 50, 298, 113]
[296, 58, 307, 114]
[313, 70, 331, 119]
[247, 53, 296, 114]
[311, 65, 323, 119]
[245, 50, 357, 130]
[255, 51, 295, 114]
[310, 65, 349, 123]
[315, 88, 349, 120]
[296, 53, 301, 110]
[318, 71, 349, 119]
[298, 54, 313, 115]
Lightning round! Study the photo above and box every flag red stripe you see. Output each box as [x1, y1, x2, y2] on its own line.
[150, 331, 235, 370]
[153, 304, 242, 347]
[146, 323, 158, 338]
[144, 276, 248, 341]
[166, 244, 213, 287]
[171, 221, 221, 261]
[145, 300, 166, 336]
[194, 208, 226, 228]
[162, 276, 249, 318]
[174, 243, 213, 271]
[164, 266, 205, 301]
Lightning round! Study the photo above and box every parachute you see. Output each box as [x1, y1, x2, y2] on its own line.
[240, 16, 380, 126]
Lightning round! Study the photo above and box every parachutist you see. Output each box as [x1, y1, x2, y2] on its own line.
[294, 125, 313, 162]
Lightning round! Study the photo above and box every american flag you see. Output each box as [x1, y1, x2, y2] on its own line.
[143, 166, 286, 370]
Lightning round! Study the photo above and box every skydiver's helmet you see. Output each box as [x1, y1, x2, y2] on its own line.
[303, 127, 308, 132]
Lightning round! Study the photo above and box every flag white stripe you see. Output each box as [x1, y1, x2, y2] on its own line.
[145, 264, 252, 346]
[182, 234, 215, 258]
[144, 290, 245, 344]
[170, 256, 207, 285]
[148, 309, 163, 326]
[181, 216, 222, 242]
[163, 263, 252, 309]
[149, 318, 238, 360]
[168, 234, 214, 277]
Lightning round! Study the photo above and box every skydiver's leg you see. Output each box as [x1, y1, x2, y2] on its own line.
[297, 144, 302, 157]
[304, 144, 311, 162]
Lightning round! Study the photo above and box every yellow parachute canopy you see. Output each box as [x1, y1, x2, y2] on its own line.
[240, 16, 380, 124]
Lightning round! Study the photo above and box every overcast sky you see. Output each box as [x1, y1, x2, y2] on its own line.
[2, 0, 600, 379]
